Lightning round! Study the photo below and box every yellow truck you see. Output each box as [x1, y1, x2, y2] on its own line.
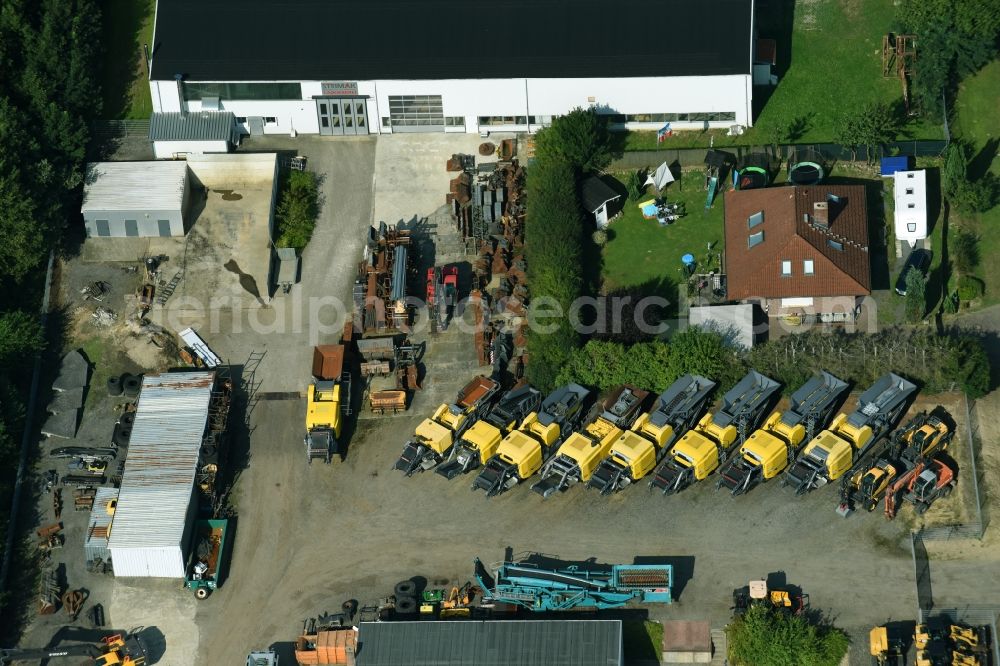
[305, 345, 352, 464]
[530, 385, 652, 498]
[436, 384, 543, 479]
[783, 372, 917, 494]
[471, 383, 590, 497]
[650, 371, 780, 495]
[716, 372, 847, 495]
[585, 375, 716, 495]
[394, 375, 501, 475]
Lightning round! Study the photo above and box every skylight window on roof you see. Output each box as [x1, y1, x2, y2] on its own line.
[748, 211, 764, 229]
[827, 239, 844, 251]
[748, 231, 764, 248]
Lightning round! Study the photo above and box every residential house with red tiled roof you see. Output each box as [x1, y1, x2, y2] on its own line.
[723, 185, 871, 320]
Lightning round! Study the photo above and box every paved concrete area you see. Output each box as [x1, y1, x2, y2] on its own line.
[198, 136, 377, 392]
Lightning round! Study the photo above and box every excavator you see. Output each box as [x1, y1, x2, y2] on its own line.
[471, 383, 590, 497]
[436, 384, 542, 479]
[1, 633, 147, 665]
[649, 371, 780, 495]
[838, 407, 954, 515]
[717, 372, 847, 496]
[585, 375, 716, 495]
[783, 373, 917, 495]
[884, 456, 956, 519]
[394, 375, 501, 475]
[530, 385, 651, 498]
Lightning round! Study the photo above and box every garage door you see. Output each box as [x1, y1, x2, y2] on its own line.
[316, 98, 369, 136]
[388, 95, 444, 133]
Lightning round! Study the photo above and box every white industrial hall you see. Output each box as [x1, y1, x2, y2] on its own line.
[147, 0, 761, 137]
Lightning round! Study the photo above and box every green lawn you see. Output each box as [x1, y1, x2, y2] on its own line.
[952, 60, 1000, 307]
[623, 0, 942, 151]
[601, 169, 725, 295]
[100, 0, 156, 119]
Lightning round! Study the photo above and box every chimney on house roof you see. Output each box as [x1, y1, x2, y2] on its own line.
[813, 201, 829, 228]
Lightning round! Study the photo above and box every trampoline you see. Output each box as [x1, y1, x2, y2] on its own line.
[734, 166, 769, 190]
[788, 161, 825, 185]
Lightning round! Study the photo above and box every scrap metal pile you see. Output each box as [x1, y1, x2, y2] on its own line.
[446, 153, 529, 376]
[353, 222, 413, 336]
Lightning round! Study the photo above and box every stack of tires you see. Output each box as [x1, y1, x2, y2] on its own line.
[394, 580, 418, 616]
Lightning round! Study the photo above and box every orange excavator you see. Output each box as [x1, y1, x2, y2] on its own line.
[885, 456, 956, 519]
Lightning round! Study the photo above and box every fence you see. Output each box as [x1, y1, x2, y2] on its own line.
[608, 139, 949, 171]
[91, 119, 151, 140]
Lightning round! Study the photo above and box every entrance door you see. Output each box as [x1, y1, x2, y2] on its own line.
[315, 98, 368, 136]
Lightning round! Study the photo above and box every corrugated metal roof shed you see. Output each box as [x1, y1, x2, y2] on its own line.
[149, 111, 237, 142]
[108, 371, 214, 551]
[84, 486, 120, 562]
[82, 161, 188, 212]
[355, 620, 622, 666]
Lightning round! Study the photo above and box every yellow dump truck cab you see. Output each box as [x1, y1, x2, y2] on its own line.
[738, 411, 805, 479]
[670, 413, 737, 480]
[601, 412, 679, 483]
[413, 407, 459, 456]
[460, 421, 505, 460]
[610, 431, 657, 480]
[494, 413, 561, 479]
[555, 424, 622, 482]
[307, 382, 342, 437]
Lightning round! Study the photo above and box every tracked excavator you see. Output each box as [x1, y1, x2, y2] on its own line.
[530, 385, 651, 498]
[436, 384, 542, 479]
[394, 375, 501, 475]
[471, 383, 590, 497]
[884, 456, 956, 519]
[839, 406, 954, 515]
[585, 375, 716, 495]
[783, 373, 916, 494]
[717, 372, 847, 496]
[1, 634, 147, 665]
[649, 371, 780, 494]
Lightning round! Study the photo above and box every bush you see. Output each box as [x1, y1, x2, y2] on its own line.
[592, 229, 608, 246]
[951, 229, 980, 273]
[957, 275, 985, 301]
[905, 268, 928, 322]
[275, 170, 319, 250]
[555, 328, 746, 393]
[726, 605, 849, 666]
[952, 175, 999, 214]
[525, 158, 586, 390]
[626, 170, 644, 201]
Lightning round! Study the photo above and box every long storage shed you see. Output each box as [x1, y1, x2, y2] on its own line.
[107, 371, 215, 578]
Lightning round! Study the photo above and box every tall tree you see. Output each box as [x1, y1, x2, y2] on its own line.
[534, 107, 614, 173]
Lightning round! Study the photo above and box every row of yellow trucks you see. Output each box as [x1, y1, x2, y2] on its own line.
[392, 370, 953, 512]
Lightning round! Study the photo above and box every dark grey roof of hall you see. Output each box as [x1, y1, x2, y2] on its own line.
[150, 0, 753, 82]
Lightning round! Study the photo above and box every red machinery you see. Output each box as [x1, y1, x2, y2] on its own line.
[426, 265, 459, 331]
[885, 456, 956, 519]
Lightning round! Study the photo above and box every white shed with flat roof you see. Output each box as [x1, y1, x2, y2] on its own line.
[894, 170, 927, 248]
[108, 371, 215, 578]
[81, 161, 190, 238]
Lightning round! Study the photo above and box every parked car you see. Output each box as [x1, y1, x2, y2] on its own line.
[895, 248, 932, 296]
